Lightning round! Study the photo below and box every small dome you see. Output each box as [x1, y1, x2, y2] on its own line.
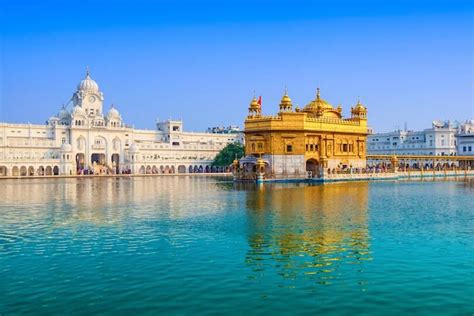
[49, 116, 59, 122]
[107, 105, 121, 118]
[354, 99, 366, 111]
[77, 68, 99, 92]
[249, 97, 260, 109]
[129, 143, 140, 153]
[281, 93, 292, 104]
[61, 143, 73, 152]
[71, 105, 86, 116]
[58, 106, 70, 120]
[351, 98, 368, 118]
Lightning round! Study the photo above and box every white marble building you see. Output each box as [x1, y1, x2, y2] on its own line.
[0, 70, 243, 177]
[367, 121, 459, 156]
[457, 120, 474, 156]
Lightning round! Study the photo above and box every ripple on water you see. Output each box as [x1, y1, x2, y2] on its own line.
[0, 177, 473, 315]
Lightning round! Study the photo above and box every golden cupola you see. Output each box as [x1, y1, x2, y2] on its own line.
[351, 98, 368, 119]
[248, 96, 261, 117]
[279, 90, 293, 112]
[303, 88, 334, 115]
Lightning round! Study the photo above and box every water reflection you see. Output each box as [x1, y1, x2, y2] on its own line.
[240, 182, 371, 286]
[0, 176, 233, 228]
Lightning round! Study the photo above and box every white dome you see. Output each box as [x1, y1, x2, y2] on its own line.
[58, 106, 70, 120]
[129, 143, 140, 153]
[77, 70, 99, 92]
[61, 143, 73, 152]
[107, 105, 121, 118]
[71, 105, 86, 116]
[49, 116, 59, 121]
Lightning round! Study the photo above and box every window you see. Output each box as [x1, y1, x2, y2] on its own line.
[342, 144, 348, 152]
[463, 146, 467, 152]
[286, 144, 293, 152]
[257, 143, 263, 150]
[62, 138, 66, 144]
[469, 146, 472, 152]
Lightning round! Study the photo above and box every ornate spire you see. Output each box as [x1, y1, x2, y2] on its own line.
[316, 87, 321, 100]
[86, 66, 90, 78]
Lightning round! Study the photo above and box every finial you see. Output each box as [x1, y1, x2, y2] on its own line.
[86, 65, 90, 78]
[316, 87, 320, 99]
[253, 90, 256, 99]
[284, 85, 288, 95]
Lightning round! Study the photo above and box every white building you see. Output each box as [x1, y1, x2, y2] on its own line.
[457, 120, 474, 156]
[0, 70, 243, 177]
[367, 121, 458, 156]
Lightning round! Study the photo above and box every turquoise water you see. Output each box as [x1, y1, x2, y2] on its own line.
[1, 177, 473, 315]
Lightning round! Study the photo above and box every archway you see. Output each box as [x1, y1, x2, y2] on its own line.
[45, 166, 52, 176]
[76, 153, 85, 173]
[205, 166, 210, 173]
[20, 166, 27, 176]
[28, 166, 35, 176]
[139, 166, 145, 174]
[91, 153, 106, 165]
[189, 165, 193, 173]
[178, 165, 186, 173]
[12, 166, 19, 176]
[152, 166, 158, 174]
[0, 166, 7, 176]
[37, 166, 45, 176]
[146, 166, 152, 174]
[306, 159, 319, 178]
[170, 166, 175, 174]
[111, 154, 120, 174]
[53, 166, 59, 175]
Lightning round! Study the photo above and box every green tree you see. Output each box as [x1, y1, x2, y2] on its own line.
[212, 142, 245, 167]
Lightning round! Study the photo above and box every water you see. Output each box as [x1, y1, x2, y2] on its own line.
[0, 177, 473, 315]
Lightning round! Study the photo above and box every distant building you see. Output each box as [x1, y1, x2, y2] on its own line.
[206, 126, 244, 143]
[0, 69, 241, 177]
[207, 126, 241, 134]
[367, 121, 459, 156]
[457, 120, 474, 156]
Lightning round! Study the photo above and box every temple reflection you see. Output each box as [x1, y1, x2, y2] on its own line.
[241, 182, 371, 285]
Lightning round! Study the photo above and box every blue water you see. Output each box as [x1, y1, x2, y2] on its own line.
[1, 177, 473, 315]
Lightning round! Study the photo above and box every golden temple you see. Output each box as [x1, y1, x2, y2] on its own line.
[240, 88, 369, 179]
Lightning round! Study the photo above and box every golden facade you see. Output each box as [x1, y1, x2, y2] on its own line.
[243, 88, 369, 178]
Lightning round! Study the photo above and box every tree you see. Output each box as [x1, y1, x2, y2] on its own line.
[212, 142, 245, 167]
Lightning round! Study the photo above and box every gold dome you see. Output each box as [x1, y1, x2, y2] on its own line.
[281, 93, 292, 104]
[249, 97, 260, 109]
[351, 98, 368, 118]
[303, 88, 333, 113]
[354, 99, 366, 110]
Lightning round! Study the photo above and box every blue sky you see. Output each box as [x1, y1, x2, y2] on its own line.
[0, 0, 472, 132]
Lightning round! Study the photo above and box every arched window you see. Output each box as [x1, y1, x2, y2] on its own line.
[113, 138, 121, 152]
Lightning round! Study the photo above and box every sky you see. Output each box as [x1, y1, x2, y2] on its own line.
[0, 0, 473, 132]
